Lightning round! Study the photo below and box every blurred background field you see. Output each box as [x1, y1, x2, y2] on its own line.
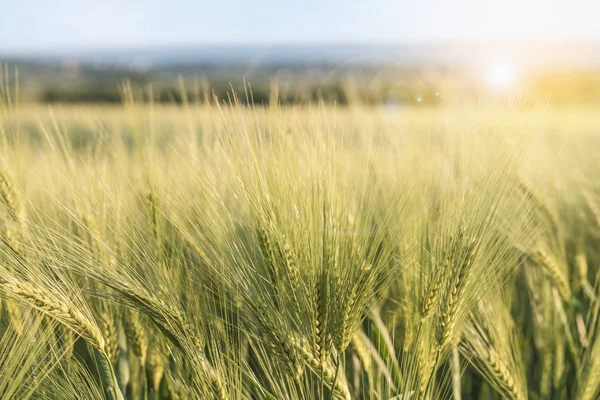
[5, 42, 600, 106]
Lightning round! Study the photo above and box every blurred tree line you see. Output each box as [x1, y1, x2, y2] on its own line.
[4, 60, 600, 106]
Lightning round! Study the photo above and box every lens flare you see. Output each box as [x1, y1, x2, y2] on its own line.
[485, 61, 517, 90]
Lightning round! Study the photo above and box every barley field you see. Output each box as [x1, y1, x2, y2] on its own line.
[0, 87, 599, 400]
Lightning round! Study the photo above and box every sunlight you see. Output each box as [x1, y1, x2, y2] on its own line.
[485, 61, 518, 90]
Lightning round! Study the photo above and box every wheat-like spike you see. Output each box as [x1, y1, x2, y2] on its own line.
[531, 250, 571, 301]
[100, 311, 119, 366]
[575, 252, 592, 298]
[437, 241, 476, 349]
[0, 166, 23, 222]
[577, 362, 600, 400]
[146, 340, 166, 392]
[114, 288, 205, 352]
[124, 311, 148, 366]
[486, 349, 525, 400]
[418, 341, 435, 396]
[90, 280, 220, 397]
[151, 311, 225, 400]
[0, 167, 25, 250]
[421, 256, 449, 321]
[0, 278, 105, 351]
[403, 319, 414, 353]
[336, 263, 374, 353]
[517, 181, 558, 228]
[337, 287, 358, 352]
[193, 354, 227, 400]
[282, 235, 300, 292]
[577, 374, 600, 400]
[294, 335, 351, 400]
[254, 300, 304, 379]
[576, 335, 600, 400]
[575, 253, 588, 283]
[257, 224, 279, 291]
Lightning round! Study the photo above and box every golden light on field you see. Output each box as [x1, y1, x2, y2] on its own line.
[484, 61, 518, 90]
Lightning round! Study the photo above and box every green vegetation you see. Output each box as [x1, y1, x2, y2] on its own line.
[7, 59, 600, 106]
[1, 75, 600, 400]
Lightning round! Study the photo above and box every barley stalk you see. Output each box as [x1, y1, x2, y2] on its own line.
[314, 276, 330, 364]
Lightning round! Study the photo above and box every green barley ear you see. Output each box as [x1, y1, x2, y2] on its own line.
[575, 252, 588, 285]
[257, 223, 280, 293]
[574, 249, 594, 298]
[421, 255, 449, 321]
[351, 331, 372, 373]
[461, 284, 528, 400]
[335, 262, 377, 353]
[281, 235, 300, 293]
[437, 238, 476, 349]
[336, 280, 358, 352]
[577, 340, 600, 400]
[517, 180, 558, 229]
[0, 166, 25, 250]
[530, 249, 571, 302]
[124, 310, 148, 366]
[100, 310, 119, 366]
[146, 339, 166, 393]
[252, 299, 304, 380]
[485, 349, 525, 400]
[294, 334, 351, 400]
[0, 276, 124, 400]
[0, 277, 105, 351]
[0, 166, 22, 223]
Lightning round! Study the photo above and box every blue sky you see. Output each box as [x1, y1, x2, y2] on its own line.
[1, 0, 600, 51]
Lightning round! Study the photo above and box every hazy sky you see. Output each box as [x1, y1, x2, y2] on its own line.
[2, 0, 600, 51]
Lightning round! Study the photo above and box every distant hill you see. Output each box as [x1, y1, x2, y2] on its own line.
[3, 43, 600, 105]
[3, 42, 600, 69]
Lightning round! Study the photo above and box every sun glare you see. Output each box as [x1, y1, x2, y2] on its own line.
[485, 61, 517, 90]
